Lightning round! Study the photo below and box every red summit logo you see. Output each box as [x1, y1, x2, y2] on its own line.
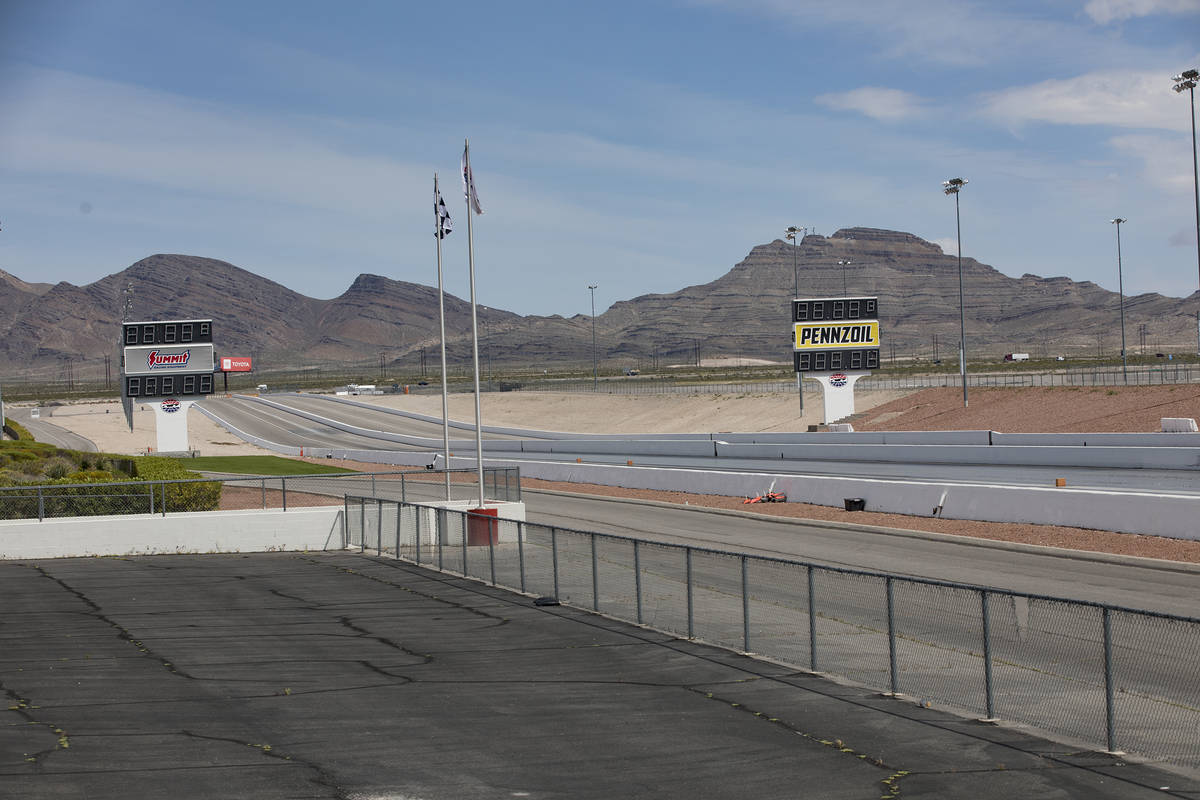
[161, 398, 181, 413]
[829, 373, 848, 387]
[146, 350, 190, 369]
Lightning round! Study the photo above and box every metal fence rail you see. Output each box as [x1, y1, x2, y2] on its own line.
[526, 365, 1200, 396]
[346, 495, 1200, 770]
[0, 468, 521, 521]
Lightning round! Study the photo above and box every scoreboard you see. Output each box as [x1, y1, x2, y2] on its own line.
[121, 319, 216, 399]
[792, 297, 880, 373]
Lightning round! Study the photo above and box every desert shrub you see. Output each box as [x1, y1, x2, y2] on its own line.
[44, 458, 75, 480]
[132, 457, 221, 512]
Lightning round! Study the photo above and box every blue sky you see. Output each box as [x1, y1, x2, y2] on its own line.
[1, 0, 1198, 317]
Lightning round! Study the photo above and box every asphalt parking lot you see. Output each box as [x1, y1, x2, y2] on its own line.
[1, 552, 1194, 799]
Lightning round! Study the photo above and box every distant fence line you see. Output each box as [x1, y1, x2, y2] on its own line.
[517, 365, 1200, 396]
[348, 496, 1200, 771]
[6, 362, 1197, 400]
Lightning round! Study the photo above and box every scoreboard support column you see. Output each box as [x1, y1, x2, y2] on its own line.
[810, 371, 869, 424]
[138, 398, 196, 453]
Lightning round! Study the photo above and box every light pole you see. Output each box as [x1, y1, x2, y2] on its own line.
[785, 226, 805, 297]
[785, 226, 806, 415]
[943, 177, 969, 407]
[1111, 218, 1128, 382]
[1172, 68, 1199, 354]
[588, 284, 598, 390]
[837, 260, 851, 296]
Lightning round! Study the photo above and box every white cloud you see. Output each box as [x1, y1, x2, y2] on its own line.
[1109, 132, 1198, 193]
[931, 237, 957, 255]
[0, 67, 430, 221]
[814, 87, 929, 121]
[1084, 0, 1200, 24]
[981, 69, 1190, 132]
[689, 0, 1158, 68]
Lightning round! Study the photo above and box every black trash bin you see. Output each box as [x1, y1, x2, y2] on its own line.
[843, 497, 865, 512]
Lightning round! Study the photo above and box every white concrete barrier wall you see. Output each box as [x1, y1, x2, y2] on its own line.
[716, 442, 1200, 469]
[492, 457, 1200, 541]
[0, 507, 346, 560]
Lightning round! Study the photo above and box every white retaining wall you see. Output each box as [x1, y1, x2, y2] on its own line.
[0, 507, 346, 560]
[486, 457, 1200, 541]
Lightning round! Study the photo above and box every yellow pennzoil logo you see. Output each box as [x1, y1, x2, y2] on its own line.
[793, 321, 880, 350]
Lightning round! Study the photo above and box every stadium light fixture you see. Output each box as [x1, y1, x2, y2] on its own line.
[1111, 218, 1128, 383]
[943, 177, 969, 407]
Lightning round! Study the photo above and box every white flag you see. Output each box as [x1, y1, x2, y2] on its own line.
[461, 144, 483, 215]
[435, 186, 453, 239]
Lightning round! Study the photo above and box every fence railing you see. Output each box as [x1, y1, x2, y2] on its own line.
[526, 365, 1200, 395]
[345, 495, 1200, 770]
[0, 468, 521, 521]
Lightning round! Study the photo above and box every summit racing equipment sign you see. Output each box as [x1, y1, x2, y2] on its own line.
[793, 321, 880, 350]
[123, 344, 215, 376]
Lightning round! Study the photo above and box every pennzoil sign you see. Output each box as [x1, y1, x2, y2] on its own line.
[793, 321, 880, 350]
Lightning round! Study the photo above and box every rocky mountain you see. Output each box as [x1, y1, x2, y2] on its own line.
[3, 229, 1197, 381]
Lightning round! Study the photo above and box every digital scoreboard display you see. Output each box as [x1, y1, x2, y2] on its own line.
[123, 319, 213, 346]
[792, 296, 880, 374]
[124, 372, 214, 398]
[792, 297, 877, 322]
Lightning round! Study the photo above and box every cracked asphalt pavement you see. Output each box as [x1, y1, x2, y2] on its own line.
[1, 552, 1195, 799]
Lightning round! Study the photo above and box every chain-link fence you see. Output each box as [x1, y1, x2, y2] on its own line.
[346, 495, 1200, 770]
[0, 468, 520, 521]
[528, 364, 1200, 395]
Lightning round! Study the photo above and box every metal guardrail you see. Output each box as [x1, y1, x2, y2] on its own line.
[0, 468, 521, 521]
[346, 495, 1200, 770]
[528, 365, 1200, 395]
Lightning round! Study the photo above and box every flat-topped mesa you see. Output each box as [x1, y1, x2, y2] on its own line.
[827, 227, 946, 257]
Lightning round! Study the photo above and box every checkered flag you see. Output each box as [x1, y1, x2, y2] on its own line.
[435, 186, 453, 239]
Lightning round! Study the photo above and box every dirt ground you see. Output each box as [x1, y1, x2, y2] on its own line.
[852, 384, 1200, 432]
[24, 386, 1200, 565]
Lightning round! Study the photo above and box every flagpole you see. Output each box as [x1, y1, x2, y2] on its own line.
[464, 139, 486, 508]
[434, 173, 452, 500]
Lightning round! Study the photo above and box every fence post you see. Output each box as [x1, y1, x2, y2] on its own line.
[261, 477, 266, 510]
[741, 555, 750, 653]
[282, 477, 288, 511]
[395, 501, 402, 559]
[634, 539, 643, 625]
[488, 522, 497, 587]
[886, 576, 899, 695]
[371, 474, 377, 497]
[437, 510, 444, 571]
[981, 590, 996, 720]
[686, 547, 694, 639]
[343, 496, 349, 548]
[551, 527, 560, 600]
[591, 533, 599, 611]
[808, 564, 817, 672]
[1103, 607, 1119, 753]
[414, 506, 422, 565]
[376, 498, 383, 555]
[38, 487, 45, 521]
[517, 520, 526, 593]
[461, 511, 469, 576]
[359, 499, 365, 553]
[161, 482, 167, 516]
[401, 474, 406, 504]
